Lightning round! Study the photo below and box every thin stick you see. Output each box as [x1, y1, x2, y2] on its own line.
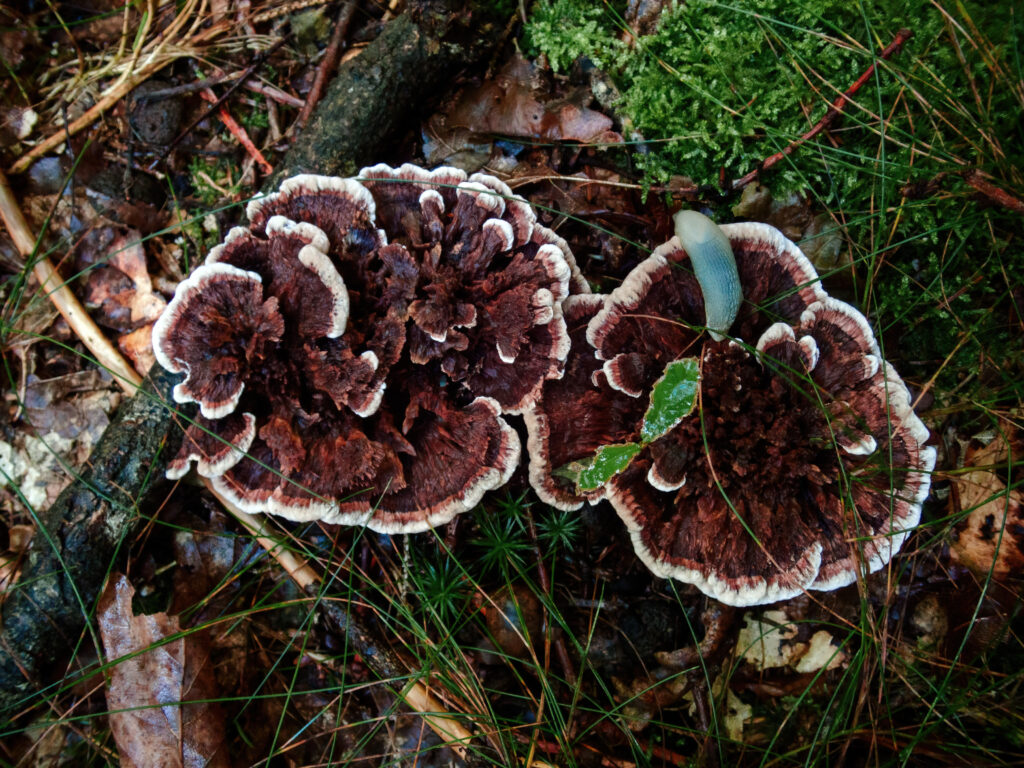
[198, 89, 274, 174]
[732, 28, 914, 190]
[245, 80, 305, 109]
[962, 169, 1024, 214]
[295, 1, 359, 131]
[0, 169, 142, 393]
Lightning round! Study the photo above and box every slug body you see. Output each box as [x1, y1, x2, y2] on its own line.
[673, 210, 742, 341]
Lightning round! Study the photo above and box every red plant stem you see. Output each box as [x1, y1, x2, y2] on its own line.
[732, 28, 914, 190]
[198, 88, 274, 174]
[962, 169, 1024, 214]
[296, 1, 359, 131]
[524, 511, 577, 686]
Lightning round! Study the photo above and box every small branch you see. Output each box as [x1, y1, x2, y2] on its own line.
[0, 169, 142, 393]
[152, 36, 290, 168]
[295, 1, 359, 131]
[132, 73, 239, 101]
[524, 511, 577, 687]
[732, 28, 914, 190]
[198, 88, 274, 175]
[901, 168, 1024, 216]
[962, 169, 1024, 214]
[244, 80, 305, 109]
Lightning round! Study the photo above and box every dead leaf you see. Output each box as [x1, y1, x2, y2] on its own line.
[735, 609, 846, 673]
[951, 431, 1024, 582]
[118, 326, 157, 374]
[442, 54, 621, 145]
[732, 183, 846, 271]
[99, 574, 229, 768]
[2, 387, 117, 513]
[76, 227, 167, 371]
[624, 0, 670, 38]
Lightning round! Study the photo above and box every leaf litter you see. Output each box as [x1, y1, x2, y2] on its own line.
[98, 573, 229, 768]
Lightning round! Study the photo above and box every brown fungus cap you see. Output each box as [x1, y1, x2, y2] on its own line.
[525, 222, 936, 605]
[153, 165, 583, 531]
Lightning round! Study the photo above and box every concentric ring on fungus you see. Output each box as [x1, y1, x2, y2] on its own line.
[525, 217, 935, 606]
[153, 164, 588, 533]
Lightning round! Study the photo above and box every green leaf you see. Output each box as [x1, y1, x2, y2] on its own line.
[563, 442, 642, 492]
[640, 357, 700, 443]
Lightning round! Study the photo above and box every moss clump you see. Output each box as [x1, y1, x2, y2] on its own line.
[525, 0, 1024, 397]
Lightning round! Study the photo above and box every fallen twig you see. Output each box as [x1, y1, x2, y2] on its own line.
[244, 80, 305, 108]
[152, 35, 290, 168]
[198, 88, 274, 175]
[0, 169, 142, 393]
[962, 169, 1024, 214]
[268, 3, 507, 183]
[901, 168, 1024, 215]
[731, 28, 914, 191]
[295, 1, 359, 131]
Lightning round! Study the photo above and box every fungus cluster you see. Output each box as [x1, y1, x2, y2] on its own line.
[153, 164, 583, 532]
[154, 163, 934, 606]
[526, 213, 935, 605]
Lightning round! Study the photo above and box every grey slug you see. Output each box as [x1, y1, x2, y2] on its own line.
[673, 209, 742, 342]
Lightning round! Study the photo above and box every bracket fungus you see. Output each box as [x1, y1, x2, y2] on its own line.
[526, 212, 935, 606]
[154, 164, 586, 532]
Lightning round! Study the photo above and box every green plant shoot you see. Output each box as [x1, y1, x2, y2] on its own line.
[640, 357, 700, 443]
[562, 357, 700, 492]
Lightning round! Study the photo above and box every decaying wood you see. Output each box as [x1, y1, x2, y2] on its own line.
[0, 366, 181, 717]
[269, 1, 506, 184]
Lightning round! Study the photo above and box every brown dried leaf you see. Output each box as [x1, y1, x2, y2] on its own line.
[79, 228, 167, 337]
[99, 574, 229, 768]
[731, 183, 846, 271]
[625, 0, 669, 38]
[118, 325, 157, 374]
[444, 55, 619, 144]
[951, 433, 1024, 582]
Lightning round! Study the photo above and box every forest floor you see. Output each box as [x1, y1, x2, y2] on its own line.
[0, 1, 1021, 766]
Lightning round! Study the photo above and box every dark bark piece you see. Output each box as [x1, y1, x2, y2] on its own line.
[267, 3, 507, 186]
[0, 367, 182, 717]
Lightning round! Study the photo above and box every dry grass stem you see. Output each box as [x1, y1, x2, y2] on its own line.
[0, 169, 143, 392]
